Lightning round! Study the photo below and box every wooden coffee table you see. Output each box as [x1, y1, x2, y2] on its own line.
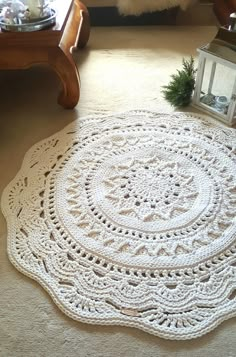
[0, 0, 90, 109]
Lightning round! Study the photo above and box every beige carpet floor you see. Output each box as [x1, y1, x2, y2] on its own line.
[1, 25, 236, 357]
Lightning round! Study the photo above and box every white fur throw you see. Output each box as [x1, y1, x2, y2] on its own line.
[117, 0, 194, 15]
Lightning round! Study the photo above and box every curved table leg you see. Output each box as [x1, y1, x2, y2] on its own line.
[49, 49, 80, 109]
[77, 1, 91, 49]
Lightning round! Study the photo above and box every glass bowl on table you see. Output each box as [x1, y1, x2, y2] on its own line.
[0, 0, 56, 32]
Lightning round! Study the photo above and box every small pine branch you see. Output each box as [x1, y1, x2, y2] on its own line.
[162, 56, 197, 107]
[182, 56, 196, 77]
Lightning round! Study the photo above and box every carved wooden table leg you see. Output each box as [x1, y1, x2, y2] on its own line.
[49, 48, 80, 109]
[53, 0, 90, 108]
[77, 1, 90, 49]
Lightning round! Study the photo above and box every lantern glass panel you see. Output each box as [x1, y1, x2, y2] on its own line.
[200, 60, 235, 117]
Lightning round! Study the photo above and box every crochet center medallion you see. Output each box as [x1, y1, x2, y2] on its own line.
[2, 110, 236, 339]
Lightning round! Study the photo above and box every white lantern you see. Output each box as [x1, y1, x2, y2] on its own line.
[192, 25, 236, 126]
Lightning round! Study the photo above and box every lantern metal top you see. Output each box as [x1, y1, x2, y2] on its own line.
[198, 26, 236, 65]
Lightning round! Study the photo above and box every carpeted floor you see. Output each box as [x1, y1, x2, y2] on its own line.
[1, 25, 236, 356]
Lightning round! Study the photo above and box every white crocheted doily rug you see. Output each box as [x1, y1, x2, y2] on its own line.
[2, 110, 236, 340]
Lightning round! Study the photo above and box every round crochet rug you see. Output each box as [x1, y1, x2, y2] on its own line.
[2, 110, 236, 340]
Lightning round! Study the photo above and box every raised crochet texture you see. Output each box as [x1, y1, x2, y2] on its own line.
[2, 110, 236, 339]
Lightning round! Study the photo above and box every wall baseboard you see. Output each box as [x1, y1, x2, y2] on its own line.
[88, 6, 178, 26]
